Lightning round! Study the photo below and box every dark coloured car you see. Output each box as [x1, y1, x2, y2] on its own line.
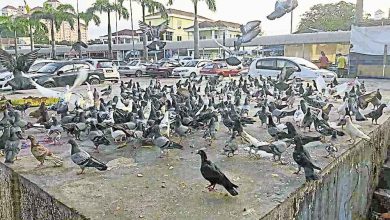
[146, 61, 182, 78]
[29, 61, 105, 88]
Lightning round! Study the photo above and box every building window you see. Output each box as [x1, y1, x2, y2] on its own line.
[149, 21, 152, 26]
[165, 31, 173, 41]
[214, 35, 218, 39]
[177, 36, 182, 41]
[200, 36, 206, 40]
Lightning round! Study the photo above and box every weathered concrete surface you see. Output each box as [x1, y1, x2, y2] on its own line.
[0, 163, 87, 220]
[262, 118, 390, 220]
[1, 78, 390, 220]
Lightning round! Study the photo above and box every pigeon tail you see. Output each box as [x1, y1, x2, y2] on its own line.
[222, 176, 239, 196]
[88, 157, 108, 171]
[168, 142, 184, 149]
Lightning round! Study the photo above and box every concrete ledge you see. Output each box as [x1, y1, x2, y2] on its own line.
[0, 163, 87, 220]
[262, 119, 390, 220]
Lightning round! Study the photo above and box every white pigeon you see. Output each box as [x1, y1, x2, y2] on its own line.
[110, 128, 127, 142]
[337, 101, 348, 119]
[294, 105, 304, 126]
[315, 75, 327, 94]
[143, 100, 152, 121]
[31, 69, 89, 103]
[241, 131, 269, 147]
[344, 117, 370, 144]
[117, 98, 132, 112]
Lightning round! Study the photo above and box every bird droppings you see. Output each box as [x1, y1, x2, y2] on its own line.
[168, 166, 174, 170]
[137, 173, 143, 177]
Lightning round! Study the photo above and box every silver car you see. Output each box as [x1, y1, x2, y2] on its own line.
[118, 60, 150, 77]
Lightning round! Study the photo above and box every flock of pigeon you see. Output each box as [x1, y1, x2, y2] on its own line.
[0, 73, 387, 196]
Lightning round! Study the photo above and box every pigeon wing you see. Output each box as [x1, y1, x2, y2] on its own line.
[16, 49, 39, 73]
[71, 150, 90, 166]
[0, 49, 16, 72]
[240, 27, 261, 44]
[240, 20, 261, 35]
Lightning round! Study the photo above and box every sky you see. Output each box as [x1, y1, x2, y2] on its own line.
[2, 0, 390, 39]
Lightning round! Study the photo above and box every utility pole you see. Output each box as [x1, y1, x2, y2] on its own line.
[290, 10, 293, 34]
[129, 0, 135, 59]
[222, 31, 226, 60]
[115, 0, 119, 45]
[77, 0, 82, 58]
[356, 0, 364, 25]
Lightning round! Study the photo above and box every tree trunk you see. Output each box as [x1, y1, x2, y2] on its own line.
[193, 2, 200, 59]
[50, 20, 56, 59]
[29, 23, 34, 51]
[142, 3, 148, 61]
[107, 11, 113, 59]
[77, 15, 82, 58]
[14, 30, 18, 58]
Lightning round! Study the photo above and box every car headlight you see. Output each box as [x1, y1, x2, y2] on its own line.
[4, 75, 12, 80]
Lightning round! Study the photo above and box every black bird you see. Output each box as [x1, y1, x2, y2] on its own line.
[197, 150, 238, 196]
[293, 136, 321, 181]
[365, 104, 387, 124]
[68, 139, 108, 174]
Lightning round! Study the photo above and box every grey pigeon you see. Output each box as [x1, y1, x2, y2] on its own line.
[68, 139, 107, 174]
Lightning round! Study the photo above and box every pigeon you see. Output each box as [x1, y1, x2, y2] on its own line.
[27, 135, 63, 167]
[150, 126, 184, 156]
[197, 150, 238, 196]
[267, 0, 298, 20]
[223, 131, 239, 157]
[269, 140, 292, 164]
[68, 139, 108, 174]
[293, 136, 321, 181]
[364, 104, 387, 124]
[344, 117, 371, 145]
[293, 105, 304, 126]
[4, 126, 23, 163]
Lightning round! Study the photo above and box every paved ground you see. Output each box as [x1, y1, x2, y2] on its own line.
[2, 77, 390, 220]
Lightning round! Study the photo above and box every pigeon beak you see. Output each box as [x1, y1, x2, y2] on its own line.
[196, 150, 200, 155]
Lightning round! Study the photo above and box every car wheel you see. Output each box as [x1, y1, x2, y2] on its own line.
[135, 70, 142, 77]
[43, 82, 55, 88]
[190, 72, 196, 78]
[89, 78, 100, 85]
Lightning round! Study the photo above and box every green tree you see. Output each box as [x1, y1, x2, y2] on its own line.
[90, 0, 129, 59]
[77, 7, 101, 57]
[168, 0, 216, 59]
[132, 0, 168, 60]
[297, 1, 355, 33]
[32, 3, 76, 58]
[0, 16, 29, 57]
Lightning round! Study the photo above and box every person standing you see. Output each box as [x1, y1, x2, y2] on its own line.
[319, 51, 330, 69]
[337, 53, 347, 78]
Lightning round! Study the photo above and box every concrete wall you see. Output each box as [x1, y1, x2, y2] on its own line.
[0, 163, 87, 220]
[261, 119, 390, 220]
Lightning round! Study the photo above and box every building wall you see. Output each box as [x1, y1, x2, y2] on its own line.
[1, 8, 17, 16]
[284, 43, 350, 63]
[145, 15, 194, 42]
[42, 20, 88, 43]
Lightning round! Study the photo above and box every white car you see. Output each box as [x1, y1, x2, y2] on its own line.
[0, 69, 13, 90]
[84, 58, 120, 82]
[248, 57, 337, 82]
[172, 60, 210, 78]
[178, 56, 193, 65]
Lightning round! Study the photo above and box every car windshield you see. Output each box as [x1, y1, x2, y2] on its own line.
[184, 61, 199, 67]
[128, 61, 139, 66]
[97, 61, 113, 68]
[37, 63, 62, 74]
[292, 58, 319, 70]
[203, 63, 215, 69]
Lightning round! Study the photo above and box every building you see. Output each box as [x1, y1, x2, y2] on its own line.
[145, 8, 212, 42]
[1, 5, 17, 16]
[99, 29, 142, 45]
[184, 20, 241, 40]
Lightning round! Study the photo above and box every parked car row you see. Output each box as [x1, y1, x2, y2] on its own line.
[0, 56, 337, 90]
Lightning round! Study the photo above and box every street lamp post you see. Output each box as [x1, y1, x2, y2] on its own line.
[290, 10, 293, 34]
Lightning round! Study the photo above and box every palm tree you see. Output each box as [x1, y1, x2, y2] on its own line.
[32, 3, 76, 58]
[133, 0, 168, 60]
[0, 16, 29, 57]
[168, 0, 216, 59]
[77, 5, 101, 58]
[90, 0, 129, 59]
